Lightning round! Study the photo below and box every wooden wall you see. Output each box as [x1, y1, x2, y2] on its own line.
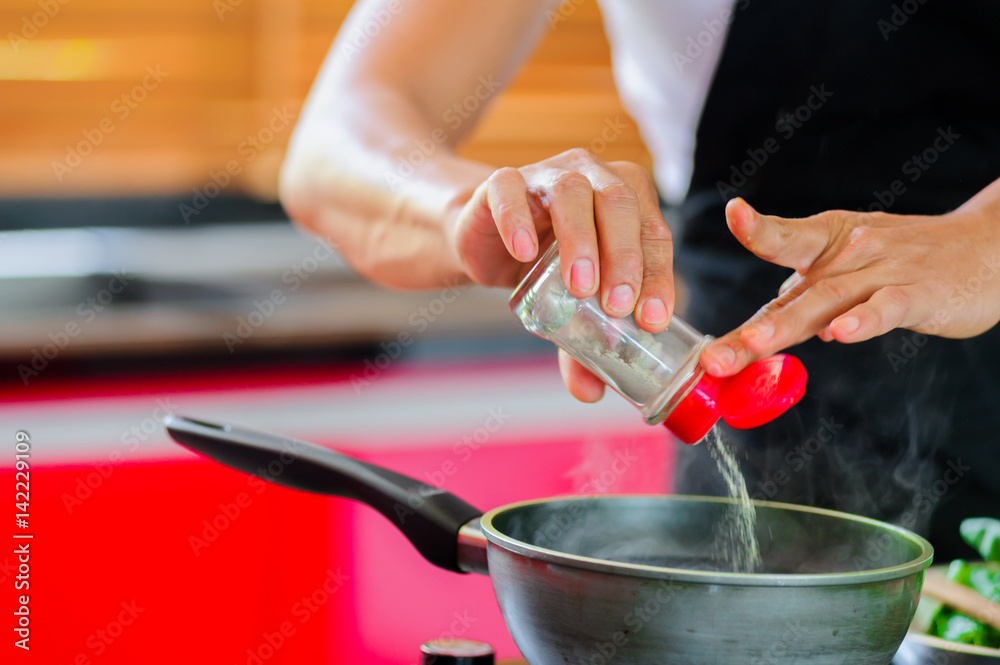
[0, 0, 651, 200]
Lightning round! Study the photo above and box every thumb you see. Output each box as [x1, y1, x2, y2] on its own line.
[726, 198, 832, 273]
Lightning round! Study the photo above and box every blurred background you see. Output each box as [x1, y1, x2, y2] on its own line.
[0, 0, 651, 360]
[0, 1, 672, 664]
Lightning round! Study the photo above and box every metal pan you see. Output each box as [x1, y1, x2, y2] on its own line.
[165, 415, 933, 665]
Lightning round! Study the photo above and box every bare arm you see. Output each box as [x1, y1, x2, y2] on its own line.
[281, 0, 677, 404]
[279, 0, 555, 289]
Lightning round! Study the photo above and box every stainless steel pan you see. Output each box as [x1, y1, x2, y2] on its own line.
[165, 415, 933, 665]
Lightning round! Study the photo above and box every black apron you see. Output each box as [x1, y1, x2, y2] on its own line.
[674, 0, 1000, 560]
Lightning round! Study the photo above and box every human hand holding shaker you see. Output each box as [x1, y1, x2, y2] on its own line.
[510, 241, 807, 443]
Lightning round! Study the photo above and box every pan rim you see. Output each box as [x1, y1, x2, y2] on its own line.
[478, 493, 934, 587]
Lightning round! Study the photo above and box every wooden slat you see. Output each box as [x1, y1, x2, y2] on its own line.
[0, 0, 651, 199]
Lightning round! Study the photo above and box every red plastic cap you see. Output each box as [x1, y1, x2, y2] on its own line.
[662, 373, 724, 444]
[719, 354, 807, 429]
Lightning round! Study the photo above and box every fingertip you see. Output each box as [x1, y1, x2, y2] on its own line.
[725, 197, 755, 229]
[700, 342, 738, 377]
[605, 284, 636, 317]
[829, 315, 862, 343]
[568, 257, 597, 296]
[511, 227, 537, 262]
[558, 351, 605, 403]
[637, 297, 670, 331]
[571, 378, 606, 403]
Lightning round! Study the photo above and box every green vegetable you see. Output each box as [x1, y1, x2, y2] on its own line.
[933, 610, 1000, 647]
[968, 564, 1000, 603]
[922, 518, 1000, 649]
[961, 518, 1000, 563]
[911, 595, 943, 633]
[947, 559, 972, 586]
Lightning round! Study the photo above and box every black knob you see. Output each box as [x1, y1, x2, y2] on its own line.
[420, 638, 495, 665]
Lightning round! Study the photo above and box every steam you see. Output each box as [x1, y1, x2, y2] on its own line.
[716, 332, 960, 546]
[496, 495, 916, 575]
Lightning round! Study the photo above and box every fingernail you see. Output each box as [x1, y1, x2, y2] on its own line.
[512, 228, 534, 259]
[640, 298, 668, 326]
[570, 258, 595, 292]
[834, 316, 860, 335]
[778, 274, 797, 295]
[607, 284, 635, 314]
[704, 345, 736, 373]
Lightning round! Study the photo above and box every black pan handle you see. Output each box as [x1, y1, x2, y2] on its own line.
[164, 415, 483, 573]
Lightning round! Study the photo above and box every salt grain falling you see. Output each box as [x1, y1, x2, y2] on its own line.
[707, 426, 761, 573]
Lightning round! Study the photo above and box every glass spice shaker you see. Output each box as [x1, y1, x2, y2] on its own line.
[509, 240, 807, 444]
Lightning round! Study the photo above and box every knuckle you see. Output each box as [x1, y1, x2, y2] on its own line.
[609, 160, 651, 181]
[642, 259, 673, 284]
[489, 166, 522, 187]
[595, 182, 640, 211]
[611, 248, 644, 279]
[863, 210, 895, 226]
[550, 170, 592, 196]
[560, 147, 597, 164]
[846, 224, 874, 246]
[492, 198, 524, 222]
[816, 208, 855, 227]
[842, 225, 887, 264]
[771, 219, 795, 245]
[879, 285, 910, 313]
[814, 278, 852, 306]
[816, 209, 857, 243]
[641, 217, 672, 244]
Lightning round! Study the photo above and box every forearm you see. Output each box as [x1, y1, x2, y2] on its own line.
[955, 174, 1000, 219]
[280, 83, 494, 290]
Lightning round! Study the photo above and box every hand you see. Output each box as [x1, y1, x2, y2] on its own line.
[700, 192, 1000, 377]
[449, 148, 675, 402]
